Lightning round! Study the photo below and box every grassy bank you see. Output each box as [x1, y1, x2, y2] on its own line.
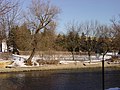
[0, 62, 119, 73]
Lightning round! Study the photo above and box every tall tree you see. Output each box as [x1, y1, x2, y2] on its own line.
[25, 0, 60, 65]
[82, 21, 99, 62]
[66, 31, 80, 61]
[0, 0, 16, 15]
[37, 22, 57, 51]
[15, 23, 32, 50]
[80, 32, 87, 51]
[8, 23, 32, 52]
[0, 0, 20, 39]
[65, 21, 81, 62]
[110, 16, 120, 53]
[55, 34, 67, 51]
[96, 25, 110, 59]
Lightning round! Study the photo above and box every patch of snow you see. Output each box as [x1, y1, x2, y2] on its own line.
[106, 87, 120, 90]
[8, 54, 112, 67]
[11, 55, 27, 67]
[59, 61, 79, 64]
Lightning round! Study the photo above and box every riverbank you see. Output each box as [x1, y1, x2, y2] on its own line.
[0, 61, 120, 73]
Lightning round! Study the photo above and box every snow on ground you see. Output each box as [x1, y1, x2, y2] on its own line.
[8, 53, 113, 67]
[105, 87, 120, 90]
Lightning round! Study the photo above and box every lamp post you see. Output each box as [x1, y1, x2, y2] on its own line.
[102, 56, 105, 90]
[101, 42, 109, 90]
[97, 42, 109, 90]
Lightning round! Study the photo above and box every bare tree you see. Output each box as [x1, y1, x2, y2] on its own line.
[0, 0, 21, 39]
[65, 21, 82, 65]
[110, 15, 120, 53]
[0, 0, 17, 15]
[82, 21, 99, 63]
[96, 25, 111, 61]
[25, 0, 60, 65]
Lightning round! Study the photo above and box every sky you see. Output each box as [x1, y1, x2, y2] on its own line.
[23, 0, 120, 34]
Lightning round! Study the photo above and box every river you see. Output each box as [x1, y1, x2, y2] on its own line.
[0, 68, 120, 90]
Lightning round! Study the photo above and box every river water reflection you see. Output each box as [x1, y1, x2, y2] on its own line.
[0, 68, 120, 90]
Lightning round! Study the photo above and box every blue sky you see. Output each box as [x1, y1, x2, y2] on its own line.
[23, 0, 120, 33]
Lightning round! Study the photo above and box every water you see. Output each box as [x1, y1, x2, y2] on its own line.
[0, 69, 120, 90]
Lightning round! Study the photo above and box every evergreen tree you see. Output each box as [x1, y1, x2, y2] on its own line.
[55, 34, 67, 51]
[8, 23, 32, 51]
[66, 30, 80, 61]
[80, 32, 87, 51]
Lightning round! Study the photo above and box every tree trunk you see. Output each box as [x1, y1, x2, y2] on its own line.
[72, 51, 74, 61]
[72, 48, 77, 65]
[26, 35, 37, 66]
[26, 48, 36, 65]
[72, 48, 75, 61]
[88, 49, 91, 63]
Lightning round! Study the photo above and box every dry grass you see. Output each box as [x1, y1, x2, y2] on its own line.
[0, 61, 119, 73]
[0, 52, 12, 60]
[0, 60, 13, 68]
[37, 59, 59, 65]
